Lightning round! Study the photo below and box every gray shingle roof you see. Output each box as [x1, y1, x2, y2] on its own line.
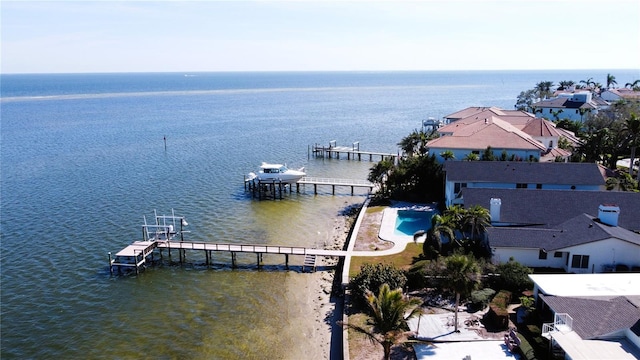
[488, 214, 640, 250]
[461, 188, 640, 232]
[532, 97, 598, 110]
[445, 161, 605, 186]
[540, 294, 640, 339]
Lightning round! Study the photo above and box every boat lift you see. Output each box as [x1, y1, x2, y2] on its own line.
[142, 209, 189, 242]
[109, 209, 188, 274]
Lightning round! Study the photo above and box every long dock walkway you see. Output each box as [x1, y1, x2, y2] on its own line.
[296, 176, 374, 195]
[310, 141, 398, 162]
[244, 176, 374, 199]
[110, 239, 349, 274]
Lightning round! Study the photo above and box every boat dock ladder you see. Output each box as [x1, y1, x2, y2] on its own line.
[303, 254, 317, 272]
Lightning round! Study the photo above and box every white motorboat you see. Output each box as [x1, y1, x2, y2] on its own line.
[248, 162, 306, 184]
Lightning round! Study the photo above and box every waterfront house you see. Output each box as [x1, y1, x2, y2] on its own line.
[487, 209, 640, 272]
[460, 188, 640, 231]
[442, 106, 535, 125]
[600, 88, 640, 103]
[427, 116, 547, 163]
[432, 107, 578, 163]
[443, 162, 606, 207]
[528, 273, 640, 360]
[460, 188, 640, 271]
[531, 91, 603, 122]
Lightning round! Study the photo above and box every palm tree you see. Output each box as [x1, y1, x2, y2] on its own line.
[557, 80, 575, 91]
[606, 73, 617, 89]
[622, 113, 640, 177]
[463, 205, 490, 242]
[424, 213, 456, 259]
[593, 82, 603, 94]
[535, 81, 555, 100]
[368, 158, 395, 196]
[398, 130, 429, 157]
[462, 205, 491, 257]
[624, 80, 640, 90]
[443, 205, 466, 227]
[443, 253, 481, 332]
[440, 150, 455, 161]
[463, 153, 479, 161]
[551, 109, 564, 121]
[578, 107, 591, 122]
[579, 77, 594, 89]
[344, 284, 422, 360]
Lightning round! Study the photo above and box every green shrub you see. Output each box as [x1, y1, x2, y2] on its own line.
[492, 259, 533, 293]
[487, 290, 511, 329]
[349, 263, 407, 307]
[516, 333, 538, 360]
[470, 288, 496, 310]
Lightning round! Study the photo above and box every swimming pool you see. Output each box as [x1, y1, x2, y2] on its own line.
[394, 209, 436, 236]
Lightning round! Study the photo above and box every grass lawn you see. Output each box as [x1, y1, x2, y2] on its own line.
[349, 242, 423, 278]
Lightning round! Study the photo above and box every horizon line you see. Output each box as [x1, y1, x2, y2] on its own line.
[2, 68, 638, 76]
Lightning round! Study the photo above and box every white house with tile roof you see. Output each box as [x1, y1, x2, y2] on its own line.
[432, 107, 578, 163]
[428, 116, 547, 162]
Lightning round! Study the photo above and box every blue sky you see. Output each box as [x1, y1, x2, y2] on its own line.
[2, 0, 639, 73]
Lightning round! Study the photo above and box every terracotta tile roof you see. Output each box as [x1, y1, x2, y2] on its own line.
[604, 88, 640, 100]
[540, 147, 571, 162]
[429, 116, 546, 151]
[521, 118, 562, 137]
[555, 127, 582, 146]
[443, 107, 502, 121]
[442, 107, 534, 128]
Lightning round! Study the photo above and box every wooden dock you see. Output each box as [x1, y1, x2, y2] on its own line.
[310, 140, 398, 162]
[244, 176, 374, 199]
[296, 176, 374, 195]
[110, 239, 347, 274]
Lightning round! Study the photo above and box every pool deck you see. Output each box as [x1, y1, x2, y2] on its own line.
[378, 202, 438, 249]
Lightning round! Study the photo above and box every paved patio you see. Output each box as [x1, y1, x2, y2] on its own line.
[414, 341, 518, 359]
[407, 313, 520, 359]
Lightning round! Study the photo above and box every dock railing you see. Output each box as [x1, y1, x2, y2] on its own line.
[158, 241, 308, 255]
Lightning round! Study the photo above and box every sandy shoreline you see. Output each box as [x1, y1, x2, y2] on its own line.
[311, 209, 354, 359]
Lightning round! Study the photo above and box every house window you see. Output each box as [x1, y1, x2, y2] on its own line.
[539, 249, 548, 260]
[554, 252, 563, 258]
[571, 255, 590, 269]
[516, 183, 528, 189]
[454, 183, 467, 194]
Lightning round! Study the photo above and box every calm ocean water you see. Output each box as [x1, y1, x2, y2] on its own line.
[1, 70, 637, 359]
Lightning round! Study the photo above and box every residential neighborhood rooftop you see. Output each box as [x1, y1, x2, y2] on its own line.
[461, 188, 640, 231]
[539, 294, 640, 339]
[488, 213, 640, 251]
[445, 161, 606, 186]
[428, 117, 546, 151]
[530, 273, 640, 299]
